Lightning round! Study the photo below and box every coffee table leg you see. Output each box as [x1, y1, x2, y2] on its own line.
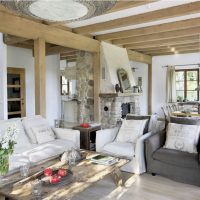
[111, 168, 123, 187]
[0, 194, 5, 200]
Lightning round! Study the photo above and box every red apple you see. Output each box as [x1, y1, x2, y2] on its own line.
[57, 168, 68, 177]
[43, 168, 52, 177]
[50, 175, 61, 184]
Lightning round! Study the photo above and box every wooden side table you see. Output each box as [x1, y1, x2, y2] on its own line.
[72, 125, 101, 151]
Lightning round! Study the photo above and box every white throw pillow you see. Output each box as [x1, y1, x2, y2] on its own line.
[115, 119, 148, 143]
[22, 115, 50, 144]
[164, 123, 200, 153]
[0, 119, 31, 153]
[32, 125, 55, 144]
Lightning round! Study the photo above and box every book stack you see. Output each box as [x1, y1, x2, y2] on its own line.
[91, 155, 118, 166]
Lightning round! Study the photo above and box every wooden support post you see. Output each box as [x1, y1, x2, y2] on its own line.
[148, 64, 152, 115]
[93, 52, 101, 122]
[34, 38, 46, 117]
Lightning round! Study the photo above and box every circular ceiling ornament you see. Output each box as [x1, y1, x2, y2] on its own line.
[0, 0, 117, 22]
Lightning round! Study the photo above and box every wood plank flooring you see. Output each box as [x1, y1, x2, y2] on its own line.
[71, 173, 200, 200]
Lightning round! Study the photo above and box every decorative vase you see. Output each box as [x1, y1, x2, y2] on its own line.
[0, 154, 9, 175]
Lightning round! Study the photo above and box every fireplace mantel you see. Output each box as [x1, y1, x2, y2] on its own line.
[99, 93, 140, 98]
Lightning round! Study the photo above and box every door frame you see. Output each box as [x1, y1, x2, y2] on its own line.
[7, 67, 26, 117]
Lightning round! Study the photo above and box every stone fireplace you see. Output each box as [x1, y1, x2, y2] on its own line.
[100, 93, 140, 128]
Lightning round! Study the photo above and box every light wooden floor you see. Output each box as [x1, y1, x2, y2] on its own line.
[71, 173, 200, 200]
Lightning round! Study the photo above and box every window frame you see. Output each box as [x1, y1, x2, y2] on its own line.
[60, 76, 69, 95]
[175, 68, 199, 101]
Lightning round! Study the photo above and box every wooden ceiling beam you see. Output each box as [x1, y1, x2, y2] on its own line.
[150, 49, 200, 56]
[144, 45, 200, 54]
[125, 35, 200, 49]
[107, 1, 156, 13]
[74, 2, 200, 34]
[46, 45, 75, 55]
[10, 43, 33, 50]
[96, 17, 200, 41]
[138, 42, 200, 52]
[113, 27, 200, 45]
[127, 50, 152, 64]
[0, 10, 100, 52]
[3, 34, 30, 45]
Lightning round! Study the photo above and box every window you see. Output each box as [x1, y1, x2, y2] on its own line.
[60, 76, 69, 95]
[175, 69, 199, 101]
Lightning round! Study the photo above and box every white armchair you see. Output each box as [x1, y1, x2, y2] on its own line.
[96, 114, 160, 174]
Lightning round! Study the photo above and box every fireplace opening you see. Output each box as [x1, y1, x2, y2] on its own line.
[121, 103, 130, 118]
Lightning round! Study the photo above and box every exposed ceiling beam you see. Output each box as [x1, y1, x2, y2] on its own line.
[137, 42, 200, 52]
[3, 34, 30, 45]
[0, 10, 100, 52]
[107, 0, 157, 13]
[113, 27, 200, 45]
[144, 45, 200, 54]
[127, 50, 152, 64]
[96, 17, 200, 41]
[124, 35, 200, 49]
[10, 43, 33, 50]
[150, 49, 200, 56]
[73, 2, 200, 34]
[46, 45, 75, 55]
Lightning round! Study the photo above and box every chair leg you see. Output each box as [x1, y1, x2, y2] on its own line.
[151, 173, 156, 176]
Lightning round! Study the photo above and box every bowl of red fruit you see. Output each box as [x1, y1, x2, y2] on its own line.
[40, 167, 73, 186]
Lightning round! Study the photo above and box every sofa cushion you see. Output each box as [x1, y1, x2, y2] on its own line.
[32, 124, 55, 144]
[164, 123, 200, 153]
[0, 119, 32, 153]
[21, 139, 75, 163]
[153, 148, 199, 169]
[22, 115, 50, 144]
[115, 119, 148, 143]
[103, 141, 134, 159]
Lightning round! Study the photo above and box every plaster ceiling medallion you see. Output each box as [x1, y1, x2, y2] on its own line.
[0, 0, 117, 22]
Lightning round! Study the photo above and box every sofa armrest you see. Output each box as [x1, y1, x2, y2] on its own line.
[144, 130, 166, 170]
[53, 128, 80, 149]
[134, 132, 153, 174]
[96, 127, 119, 152]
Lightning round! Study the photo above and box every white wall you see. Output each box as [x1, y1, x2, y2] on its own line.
[7, 46, 60, 125]
[130, 61, 148, 115]
[152, 53, 200, 116]
[101, 42, 135, 93]
[0, 33, 7, 120]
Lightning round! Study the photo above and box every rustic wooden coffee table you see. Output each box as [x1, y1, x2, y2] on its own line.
[0, 151, 128, 200]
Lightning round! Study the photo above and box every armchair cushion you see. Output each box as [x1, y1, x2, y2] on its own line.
[115, 119, 148, 143]
[170, 116, 200, 152]
[103, 141, 134, 159]
[164, 123, 200, 153]
[153, 148, 199, 169]
[126, 114, 158, 134]
[126, 114, 150, 133]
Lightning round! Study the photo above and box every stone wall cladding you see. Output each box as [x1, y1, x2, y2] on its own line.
[100, 95, 140, 129]
[76, 51, 94, 123]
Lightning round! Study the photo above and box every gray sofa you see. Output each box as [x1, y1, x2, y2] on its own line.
[145, 117, 200, 186]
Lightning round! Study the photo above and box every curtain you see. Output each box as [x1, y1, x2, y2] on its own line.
[166, 66, 176, 103]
